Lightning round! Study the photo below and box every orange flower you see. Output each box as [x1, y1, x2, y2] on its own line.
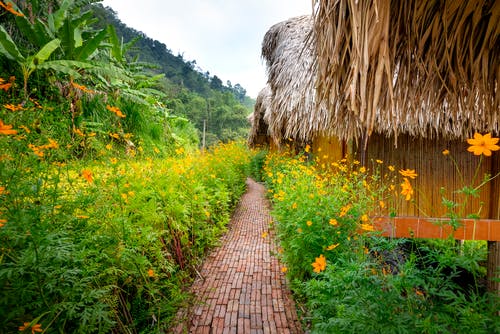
[442, 149, 450, 156]
[81, 170, 93, 183]
[18, 322, 42, 333]
[329, 218, 338, 226]
[399, 169, 418, 179]
[73, 127, 85, 137]
[281, 267, 288, 273]
[400, 178, 413, 201]
[0, 81, 12, 91]
[106, 105, 126, 118]
[0, 119, 17, 135]
[312, 254, 326, 273]
[147, 269, 155, 277]
[0, 1, 23, 16]
[360, 223, 374, 232]
[339, 204, 351, 217]
[361, 214, 369, 222]
[5, 103, 24, 111]
[467, 133, 500, 157]
[326, 243, 339, 251]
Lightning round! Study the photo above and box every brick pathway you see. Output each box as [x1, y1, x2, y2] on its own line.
[172, 178, 303, 334]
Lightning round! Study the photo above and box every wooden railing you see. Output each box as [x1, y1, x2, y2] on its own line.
[373, 216, 500, 241]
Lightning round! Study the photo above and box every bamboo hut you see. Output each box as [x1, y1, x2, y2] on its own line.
[248, 85, 272, 148]
[258, 1, 499, 292]
[309, 0, 499, 291]
[260, 15, 344, 158]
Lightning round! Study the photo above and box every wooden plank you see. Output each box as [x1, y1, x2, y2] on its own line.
[373, 216, 500, 241]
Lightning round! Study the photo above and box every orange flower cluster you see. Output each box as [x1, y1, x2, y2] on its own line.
[71, 81, 94, 94]
[0, 77, 13, 91]
[4, 103, 24, 111]
[18, 322, 42, 333]
[28, 139, 58, 158]
[0, 119, 17, 135]
[106, 105, 126, 118]
[0, 1, 23, 16]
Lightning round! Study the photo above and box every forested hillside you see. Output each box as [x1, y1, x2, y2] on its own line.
[92, 4, 254, 145]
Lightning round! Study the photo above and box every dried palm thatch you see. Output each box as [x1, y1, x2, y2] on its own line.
[312, 0, 499, 142]
[262, 15, 333, 145]
[248, 85, 273, 147]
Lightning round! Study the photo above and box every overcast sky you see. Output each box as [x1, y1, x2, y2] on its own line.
[100, 0, 312, 98]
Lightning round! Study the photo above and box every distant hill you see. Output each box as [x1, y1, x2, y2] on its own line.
[92, 4, 254, 108]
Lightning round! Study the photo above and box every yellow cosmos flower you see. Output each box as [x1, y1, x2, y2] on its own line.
[18, 322, 42, 333]
[467, 133, 500, 157]
[0, 119, 17, 135]
[442, 149, 450, 156]
[361, 214, 369, 222]
[312, 254, 326, 273]
[281, 267, 288, 273]
[306, 221, 313, 227]
[329, 218, 338, 226]
[400, 178, 413, 201]
[360, 223, 374, 231]
[81, 169, 93, 183]
[326, 243, 339, 251]
[399, 169, 418, 179]
[106, 105, 126, 118]
[339, 205, 351, 217]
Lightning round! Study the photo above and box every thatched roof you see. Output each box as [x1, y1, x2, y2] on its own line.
[261, 15, 332, 144]
[248, 85, 273, 147]
[312, 0, 499, 141]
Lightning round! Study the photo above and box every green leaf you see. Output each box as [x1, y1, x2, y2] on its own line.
[74, 27, 83, 48]
[38, 60, 96, 78]
[32, 39, 61, 66]
[0, 25, 24, 61]
[107, 25, 122, 62]
[15, 16, 51, 47]
[52, 0, 71, 32]
[76, 29, 108, 61]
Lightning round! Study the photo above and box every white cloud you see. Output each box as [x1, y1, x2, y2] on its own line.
[101, 0, 312, 98]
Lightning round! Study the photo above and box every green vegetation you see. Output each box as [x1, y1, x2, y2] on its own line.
[0, 0, 255, 332]
[263, 150, 499, 333]
[92, 3, 253, 146]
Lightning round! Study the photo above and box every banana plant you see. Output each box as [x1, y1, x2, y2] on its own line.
[0, 26, 63, 100]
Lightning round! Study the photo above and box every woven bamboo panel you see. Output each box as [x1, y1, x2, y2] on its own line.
[360, 133, 495, 219]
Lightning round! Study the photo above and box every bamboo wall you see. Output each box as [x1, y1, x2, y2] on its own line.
[358, 133, 497, 219]
[312, 135, 345, 162]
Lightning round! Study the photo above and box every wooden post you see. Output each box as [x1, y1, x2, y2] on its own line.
[487, 241, 500, 295]
[487, 154, 500, 295]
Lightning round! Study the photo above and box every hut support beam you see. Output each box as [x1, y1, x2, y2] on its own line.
[487, 241, 500, 296]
